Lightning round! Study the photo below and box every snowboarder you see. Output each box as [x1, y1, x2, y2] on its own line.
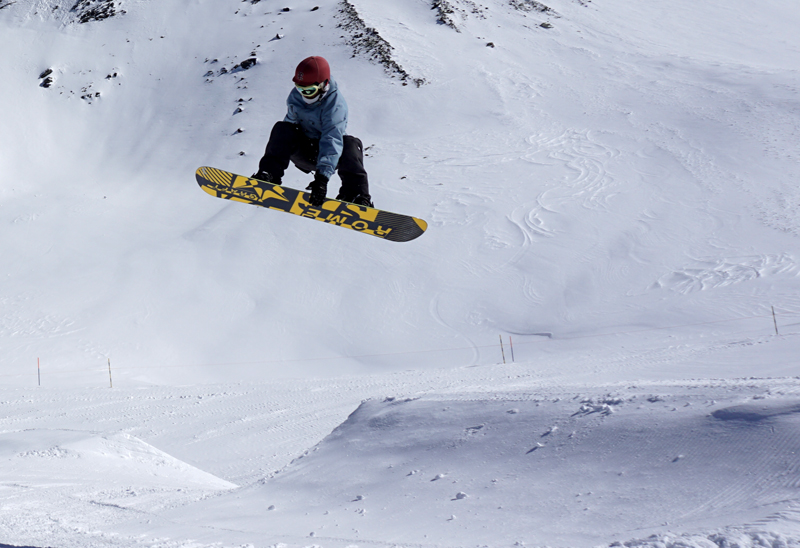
[252, 56, 372, 208]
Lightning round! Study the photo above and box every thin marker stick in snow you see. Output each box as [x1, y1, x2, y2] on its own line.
[510, 336, 515, 363]
[38, 358, 40, 387]
[108, 358, 113, 388]
[499, 335, 506, 364]
[772, 306, 779, 336]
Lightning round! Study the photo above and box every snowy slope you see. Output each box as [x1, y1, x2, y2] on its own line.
[1, 0, 800, 546]
[2, 0, 798, 382]
[156, 391, 800, 547]
[2, 376, 800, 548]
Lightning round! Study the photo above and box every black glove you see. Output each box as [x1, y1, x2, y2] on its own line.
[306, 172, 329, 207]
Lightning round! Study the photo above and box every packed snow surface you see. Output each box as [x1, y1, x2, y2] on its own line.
[1, 0, 800, 546]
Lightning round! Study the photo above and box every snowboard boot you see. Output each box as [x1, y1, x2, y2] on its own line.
[336, 190, 373, 207]
[350, 194, 374, 207]
[251, 171, 282, 186]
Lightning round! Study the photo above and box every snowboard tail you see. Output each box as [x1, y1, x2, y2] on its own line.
[196, 167, 427, 242]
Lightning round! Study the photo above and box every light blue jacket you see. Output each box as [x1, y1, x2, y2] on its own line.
[284, 77, 348, 180]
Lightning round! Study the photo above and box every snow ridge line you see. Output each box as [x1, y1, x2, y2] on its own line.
[509, 0, 559, 16]
[9, 309, 800, 381]
[71, 0, 118, 24]
[336, 0, 426, 87]
[432, 0, 461, 31]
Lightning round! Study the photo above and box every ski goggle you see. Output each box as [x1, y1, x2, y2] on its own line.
[296, 83, 323, 97]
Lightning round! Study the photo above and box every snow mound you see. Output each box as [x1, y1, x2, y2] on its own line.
[610, 531, 800, 548]
[0, 428, 237, 546]
[170, 393, 800, 546]
[712, 401, 800, 423]
[0, 429, 236, 490]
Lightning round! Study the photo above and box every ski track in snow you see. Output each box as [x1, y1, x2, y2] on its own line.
[526, 128, 621, 214]
[654, 254, 800, 295]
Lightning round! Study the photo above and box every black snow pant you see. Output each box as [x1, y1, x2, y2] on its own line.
[257, 121, 370, 202]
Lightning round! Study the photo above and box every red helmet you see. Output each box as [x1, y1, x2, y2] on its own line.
[292, 56, 330, 85]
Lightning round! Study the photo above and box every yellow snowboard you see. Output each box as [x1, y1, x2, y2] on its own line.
[196, 167, 427, 242]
